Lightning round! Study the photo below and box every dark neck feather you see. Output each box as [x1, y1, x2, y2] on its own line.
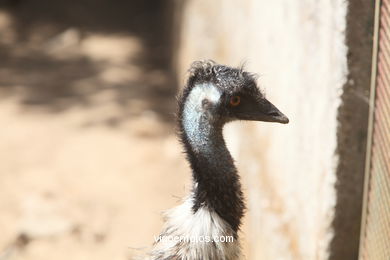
[179, 108, 245, 233]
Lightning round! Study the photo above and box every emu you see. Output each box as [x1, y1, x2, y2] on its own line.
[149, 60, 289, 260]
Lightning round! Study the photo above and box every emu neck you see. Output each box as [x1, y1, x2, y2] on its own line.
[180, 84, 244, 232]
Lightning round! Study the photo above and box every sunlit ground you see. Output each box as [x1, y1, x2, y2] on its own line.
[0, 4, 190, 260]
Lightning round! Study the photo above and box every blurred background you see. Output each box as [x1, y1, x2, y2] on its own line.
[0, 0, 379, 260]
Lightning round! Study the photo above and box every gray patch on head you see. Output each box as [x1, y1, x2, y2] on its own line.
[182, 83, 221, 153]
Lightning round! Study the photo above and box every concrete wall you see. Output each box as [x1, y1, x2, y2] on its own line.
[176, 0, 348, 259]
[331, 1, 374, 259]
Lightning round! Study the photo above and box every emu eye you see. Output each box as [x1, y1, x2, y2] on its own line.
[230, 96, 241, 106]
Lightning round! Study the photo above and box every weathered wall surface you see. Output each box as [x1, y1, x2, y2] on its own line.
[176, 0, 348, 259]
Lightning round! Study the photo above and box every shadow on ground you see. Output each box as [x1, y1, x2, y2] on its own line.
[0, 0, 177, 123]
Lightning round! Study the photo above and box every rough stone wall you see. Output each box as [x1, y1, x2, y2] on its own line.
[176, 0, 348, 259]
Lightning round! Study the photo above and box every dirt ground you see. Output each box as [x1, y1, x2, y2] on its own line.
[0, 2, 190, 259]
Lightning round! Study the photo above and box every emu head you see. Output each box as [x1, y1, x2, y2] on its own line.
[181, 60, 289, 127]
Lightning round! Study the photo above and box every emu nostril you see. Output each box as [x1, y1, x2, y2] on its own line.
[269, 112, 280, 117]
[267, 111, 289, 124]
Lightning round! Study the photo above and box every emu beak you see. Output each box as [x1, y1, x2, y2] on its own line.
[236, 97, 289, 124]
[256, 98, 289, 124]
